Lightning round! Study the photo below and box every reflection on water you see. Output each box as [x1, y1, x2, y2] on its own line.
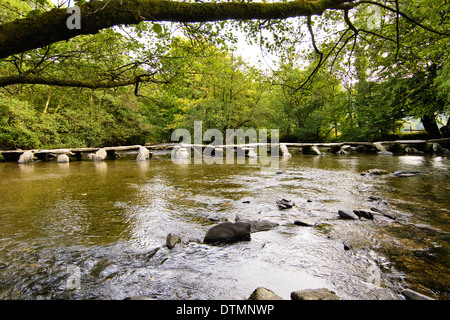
[0, 154, 448, 300]
[398, 156, 425, 166]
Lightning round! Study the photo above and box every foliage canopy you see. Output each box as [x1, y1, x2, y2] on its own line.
[0, 0, 448, 149]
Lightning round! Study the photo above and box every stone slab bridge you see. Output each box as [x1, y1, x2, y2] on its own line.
[0, 145, 150, 163]
[1, 138, 449, 163]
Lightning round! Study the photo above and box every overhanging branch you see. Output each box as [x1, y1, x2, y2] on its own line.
[295, 16, 325, 90]
[0, 0, 355, 59]
[0, 73, 167, 90]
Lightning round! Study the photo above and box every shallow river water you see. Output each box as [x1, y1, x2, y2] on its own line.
[0, 152, 449, 300]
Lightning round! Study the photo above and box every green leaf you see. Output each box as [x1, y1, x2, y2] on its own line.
[26, 9, 41, 18]
[152, 23, 162, 34]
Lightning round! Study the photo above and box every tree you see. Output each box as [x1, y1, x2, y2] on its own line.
[0, 0, 354, 58]
[0, 0, 448, 148]
[0, 0, 448, 90]
[339, 1, 450, 138]
[142, 37, 270, 137]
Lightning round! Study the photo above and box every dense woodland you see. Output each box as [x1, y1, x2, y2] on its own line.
[0, 0, 448, 150]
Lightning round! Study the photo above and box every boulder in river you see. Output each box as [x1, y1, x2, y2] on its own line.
[136, 146, 150, 161]
[293, 219, 316, 227]
[18, 150, 35, 164]
[203, 222, 251, 244]
[277, 199, 295, 210]
[279, 143, 291, 158]
[248, 287, 283, 300]
[370, 207, 396, 220]
[353, 210, 374, 220]
[92, 148, 107, 161]
[291, 288, 340, 300]
[343, 241, 353, 251]
[338, 209, 359, 220]
[57, 154, 70, 163]
[172, 146, 190, 160]
[310, 145, 322, 155]
[166, 233, 181, 249]
[246, 148, 258, 158]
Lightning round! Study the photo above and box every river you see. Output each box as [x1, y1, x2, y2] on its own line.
[0, 152, 448, 300]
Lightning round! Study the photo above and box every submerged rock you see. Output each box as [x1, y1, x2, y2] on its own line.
[235, 216, 279, 232]
[393, 171, 428, 177]
[360, 168, 390, 176]
[248, 287, 283, 300]
[291, 288, 340, 300]
[206, 214, 221, 223]
[404, 147, 424, 154]
[401, 289, 434, 300]
[250, 220, 279, 232]
[203, 222, 251, 244]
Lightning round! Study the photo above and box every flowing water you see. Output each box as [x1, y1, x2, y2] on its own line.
[0, 152, 448, 300]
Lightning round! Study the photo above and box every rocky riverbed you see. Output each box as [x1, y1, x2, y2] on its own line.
[0, 154, 448, 299]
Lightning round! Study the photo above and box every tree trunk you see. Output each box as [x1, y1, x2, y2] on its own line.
[40, 87, 53, 119]
[440, 117, 450, 138]
[0, 0, 352, 59]
[421, 115, 441, 139]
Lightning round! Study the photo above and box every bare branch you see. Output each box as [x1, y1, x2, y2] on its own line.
[343, 9, 358, 34]
[295, 16, 325, 90]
